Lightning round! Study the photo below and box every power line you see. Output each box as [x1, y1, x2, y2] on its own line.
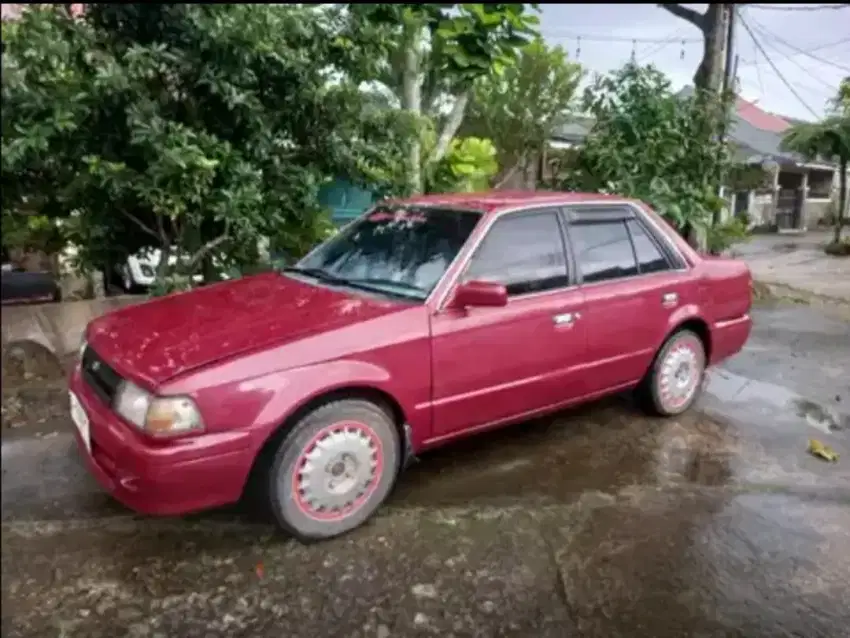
[738, 36, 850, 66]
[541, 30, 701, 45]
[745, 19, 850, 73]
[737, 11, 821, 118]
[634, 29, 687, 64]
[747, 16, 841, 91]
[748, 3, 850, 11]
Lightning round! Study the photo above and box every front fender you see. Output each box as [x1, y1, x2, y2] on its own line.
[251, 358, 396, 435]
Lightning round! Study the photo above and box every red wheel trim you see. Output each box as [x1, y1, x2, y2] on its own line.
[291, 421, 384, 522]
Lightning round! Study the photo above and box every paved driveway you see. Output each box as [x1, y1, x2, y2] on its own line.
[732, 232, 850, 303]
[2, 304, 849, 638]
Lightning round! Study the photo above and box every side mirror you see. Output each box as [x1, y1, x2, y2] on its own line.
[450, 280, 508, 309]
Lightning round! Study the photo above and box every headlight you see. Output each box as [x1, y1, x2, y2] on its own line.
[114, 380, 204, 437]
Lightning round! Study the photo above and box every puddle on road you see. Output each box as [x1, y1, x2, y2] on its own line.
[793, 398, 846, 432]
[392, 396, 740, 508]
[704, 368, 848, 436]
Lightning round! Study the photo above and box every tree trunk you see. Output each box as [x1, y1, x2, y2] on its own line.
[659, 4, 727, 92]
[836, 157, 847, 244]
[426, 90, 471, 168]
[155, 242, 171, 284]
[401, 22, 423, 194]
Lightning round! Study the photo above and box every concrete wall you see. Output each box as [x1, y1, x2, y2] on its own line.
[1, 296, 143, 364]
[804, 199, 832, 229]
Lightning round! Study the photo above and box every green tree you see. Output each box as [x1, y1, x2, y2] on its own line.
[348, 3, 540, 194]
[2, 5, 412, 290]
[781, 115, 850, 245]
[831, 76, 850, 116]
[561, 63, 731, 242]
[462, 38, 583, 188]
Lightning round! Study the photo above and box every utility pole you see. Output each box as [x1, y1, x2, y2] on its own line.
[712, 4, 736, 232]
[722, 5, 736, 95]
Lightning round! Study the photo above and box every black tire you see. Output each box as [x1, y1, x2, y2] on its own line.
[636, 329, 706, 417]
[266, 399, 400, 542]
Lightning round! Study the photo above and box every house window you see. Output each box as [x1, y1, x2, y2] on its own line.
[808, 170, 833, 199]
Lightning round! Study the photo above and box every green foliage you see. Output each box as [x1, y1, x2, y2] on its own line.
[542, 146, 581, 189]
[0, 212, 66, 261]
[348, 4, 540, 193]
[2, 5, 412, 286]
[706, 217, 750, 255]
[831, 76, 850, 116]
[560, 63, 732, 235]
[781, 116, 850, 165]
[428, 137, 499, 193]
[726, 163, 769, 192]
[463, 37, 583, 184]
[354, 4, 540, 94]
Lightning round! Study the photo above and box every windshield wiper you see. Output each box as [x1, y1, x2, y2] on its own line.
[282, 267, 424, 300]
[281, 266, 349, 285]
[348, 277, 427, 298]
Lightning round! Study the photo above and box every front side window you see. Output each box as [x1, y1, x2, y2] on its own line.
[464, 210, 569, 296]
[570, 221, 639, 283]
[294, 205, 481, 300]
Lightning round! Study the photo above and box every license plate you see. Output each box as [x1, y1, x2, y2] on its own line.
[69, 391, 91, 453]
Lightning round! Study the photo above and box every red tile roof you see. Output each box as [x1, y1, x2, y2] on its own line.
[735, 97, 792, 133]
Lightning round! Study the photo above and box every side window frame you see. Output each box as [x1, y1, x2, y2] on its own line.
[625, 217, 674, 274]
[461, 206, 575, 298]
[561, 205, 638, 286]
[562, 203, 689, 285]
[626, 213, 686, 271]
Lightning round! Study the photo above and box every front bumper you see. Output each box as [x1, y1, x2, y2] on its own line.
[68, 366, 254, 516]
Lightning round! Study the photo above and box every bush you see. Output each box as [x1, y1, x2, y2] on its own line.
[824, 238, 850, 257]
[706, 217, 750, 254]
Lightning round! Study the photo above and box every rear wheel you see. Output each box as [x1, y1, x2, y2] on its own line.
[636, 329, 706, 417]
[266, 399, 399, 542]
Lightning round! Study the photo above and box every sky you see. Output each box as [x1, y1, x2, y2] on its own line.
[539, 3, 850, 122]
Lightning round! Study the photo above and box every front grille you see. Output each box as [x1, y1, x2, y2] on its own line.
[81, 346, 123, 406]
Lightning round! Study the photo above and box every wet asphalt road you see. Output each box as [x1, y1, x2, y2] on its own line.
[2, 303, 849, 637]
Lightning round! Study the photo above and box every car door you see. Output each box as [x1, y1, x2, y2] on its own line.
[429, 208, 588, 439]
[565, 205, 695, 394]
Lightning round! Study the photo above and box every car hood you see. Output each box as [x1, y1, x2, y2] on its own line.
[87, 272, 407, 387]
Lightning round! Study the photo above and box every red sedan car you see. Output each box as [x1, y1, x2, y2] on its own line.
[69, 192, 752, 541]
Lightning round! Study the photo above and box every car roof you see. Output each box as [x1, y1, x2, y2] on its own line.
[392, 191, 635, 216]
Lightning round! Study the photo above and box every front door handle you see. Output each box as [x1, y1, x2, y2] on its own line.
[662, 292, 679, 307]
[553, 312, 580, 326]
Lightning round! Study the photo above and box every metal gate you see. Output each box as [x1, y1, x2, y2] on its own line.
[734, 191, 750, 219]
[775, 188, 803, 230]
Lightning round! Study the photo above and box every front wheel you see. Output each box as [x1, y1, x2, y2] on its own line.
[267, 399, 400, 542]
[636, 329, 706, 417]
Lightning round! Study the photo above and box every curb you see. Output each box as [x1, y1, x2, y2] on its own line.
[755, 279, 850, 322]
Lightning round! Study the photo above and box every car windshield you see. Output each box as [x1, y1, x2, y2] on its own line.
[291, 205, 481, 300]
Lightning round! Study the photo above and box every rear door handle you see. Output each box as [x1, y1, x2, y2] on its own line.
[553, 312, 580, 326]
[662, 292, 679, 307]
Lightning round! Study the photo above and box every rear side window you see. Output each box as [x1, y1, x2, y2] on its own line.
[626, 219, 672, 274]
[465, 210, 569, 296]
[570, 221, 638, 283]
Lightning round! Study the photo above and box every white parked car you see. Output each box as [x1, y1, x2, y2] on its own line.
[116, 249, 231, 292]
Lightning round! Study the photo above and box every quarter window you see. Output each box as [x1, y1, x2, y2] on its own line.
[570, 221, 638, 283]
[627, 219, 671, 274]
[465, 211, 569, 296]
